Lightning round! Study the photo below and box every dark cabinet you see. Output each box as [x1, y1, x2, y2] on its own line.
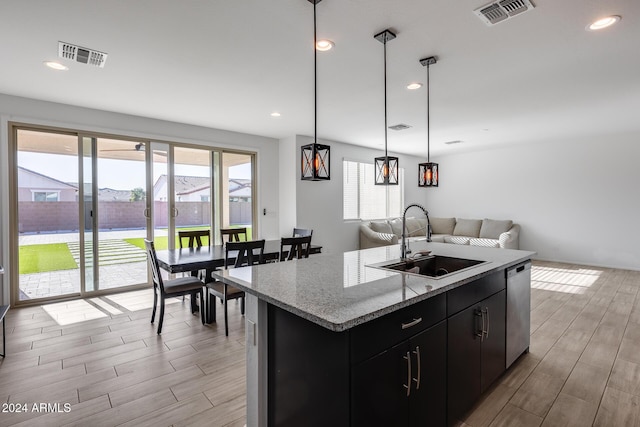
[266, 267, 516, 427]
[448, 289, 506, 423]
[351, 320, 447, 427]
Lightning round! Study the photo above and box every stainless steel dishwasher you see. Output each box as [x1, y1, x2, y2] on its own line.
[506, 261, 531, 369]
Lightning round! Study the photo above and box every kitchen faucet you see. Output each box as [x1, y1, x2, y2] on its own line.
[401, 203, 432, 260]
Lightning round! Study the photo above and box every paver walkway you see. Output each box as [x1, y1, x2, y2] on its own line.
[66, 239, 147, 266]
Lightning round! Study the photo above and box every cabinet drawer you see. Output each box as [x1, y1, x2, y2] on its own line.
[350, 293, 446, 365]
[447, 270, 505, 317]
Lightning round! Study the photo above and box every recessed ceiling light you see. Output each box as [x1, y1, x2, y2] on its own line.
[44, 61, 68, 71]
[587, 15, 621, 31]
[316, 39, 334, 51]
[270, 112, 281, 117]
[407, 83, 423, 90]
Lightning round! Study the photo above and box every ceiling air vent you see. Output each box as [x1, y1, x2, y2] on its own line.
[474, 0, 534, 26]
[389, 124, 412, 131]
[58, 41, 108, 68]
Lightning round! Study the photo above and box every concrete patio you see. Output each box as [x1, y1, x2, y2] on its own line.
[18, 229, 167, 300]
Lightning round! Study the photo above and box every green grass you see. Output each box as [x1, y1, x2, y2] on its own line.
[19, 243, 78, 274]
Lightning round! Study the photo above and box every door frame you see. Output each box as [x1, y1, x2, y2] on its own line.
[8, 122, 258, 306]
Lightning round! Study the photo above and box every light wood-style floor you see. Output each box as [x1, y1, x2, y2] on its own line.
[0, 290, 246, 427]
[1, 260, 639, 426]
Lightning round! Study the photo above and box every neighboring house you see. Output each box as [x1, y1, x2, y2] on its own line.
[153, 175, 251, 202]
[17, 166, 77, 202]
[229, 179, 251, 202]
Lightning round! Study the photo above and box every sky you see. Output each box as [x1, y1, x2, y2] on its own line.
[18, 151, 251, 191]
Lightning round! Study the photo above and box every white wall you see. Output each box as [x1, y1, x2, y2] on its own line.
[0, 93, 280, 305]
[294, 135, 431, 255]
[278, 135, 297, 235]
[427, 132, 640, 271]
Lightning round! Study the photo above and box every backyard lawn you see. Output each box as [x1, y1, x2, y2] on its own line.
[19, 226, 253, 274]
[19, 243, 78, 274]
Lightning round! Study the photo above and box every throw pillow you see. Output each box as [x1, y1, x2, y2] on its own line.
[430, 217, 456, 235]
[388, 218, 405, 237]
[453, 218, 482, 237]
[406, 218, 427, 237]
[479, 219, 513, 239]
[370, 221, 393, 235]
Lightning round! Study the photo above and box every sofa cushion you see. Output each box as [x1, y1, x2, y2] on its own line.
[470, 238, 501, 248]
[370, 221, 393, 235]
[407, 218, 427, 237]
[479, 219, 513, 239]
[388, 218, 404, 237]
[430, 217, 456, 235]
[453, 219, 482, 237]
[445, 236, 471, 245]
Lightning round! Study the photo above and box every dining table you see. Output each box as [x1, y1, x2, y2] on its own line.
[154, 240, 322, 275]
[154, 240, 322, 325]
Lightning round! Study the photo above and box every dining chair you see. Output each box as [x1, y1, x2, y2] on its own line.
[292, 227, 313, 238]
[280, 235, 312, 261]
[178, 230, 210, 249]
[220, 227, 247, 243]
[144, 239, 205, 334]
[177, 229, 210, 305]
[206, 239, 265, 336]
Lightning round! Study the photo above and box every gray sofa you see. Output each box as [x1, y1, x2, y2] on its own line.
[359, 217, 520, 250]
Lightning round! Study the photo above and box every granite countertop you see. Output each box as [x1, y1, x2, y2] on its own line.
[212, 241, 535, 332]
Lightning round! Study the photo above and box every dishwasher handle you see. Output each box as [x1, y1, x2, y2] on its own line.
[507, 261, 531, 278]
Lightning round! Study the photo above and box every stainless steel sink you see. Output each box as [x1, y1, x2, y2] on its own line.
[368, 255, 487, 279]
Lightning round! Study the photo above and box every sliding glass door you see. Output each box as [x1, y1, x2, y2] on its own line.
[11, 125, 256, 305]
[94, 137, 149, 291]
[15, 129, 82, 301]
[220, 152, 254, 242]
[173, 146, 212, 246]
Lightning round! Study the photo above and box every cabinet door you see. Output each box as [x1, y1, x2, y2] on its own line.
[447, 304, 482, 423]
[351, 342, 410, 427]
[480, 289, 506, 392]
[409, 320, 447, 427]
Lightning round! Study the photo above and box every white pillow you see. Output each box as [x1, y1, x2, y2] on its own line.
[370, 221, 393, 234]
[388, 218, 405, 237]
[453, 219, 482, 237]
[430, 217, 456, 235]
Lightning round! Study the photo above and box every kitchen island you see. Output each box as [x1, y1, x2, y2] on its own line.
[212, 241, 535, 427]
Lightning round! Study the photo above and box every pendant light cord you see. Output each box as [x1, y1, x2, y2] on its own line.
[313, 1, 318, 145]
[427, 62, 430, 162]
[383, 37, 388, 159]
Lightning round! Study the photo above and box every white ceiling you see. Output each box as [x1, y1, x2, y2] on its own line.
[1, 0, 638, 157]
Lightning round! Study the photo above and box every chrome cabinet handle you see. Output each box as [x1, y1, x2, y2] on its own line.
[484, 307, 490, 339]
[475, 310, 483, 338]
[403, 351, 412, 397]
[401, 317, 422, 330]
[412, 346, 421, 390]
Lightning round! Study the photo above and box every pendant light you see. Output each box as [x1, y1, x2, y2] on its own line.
[374, 29, 399, 185]
[418, 56, 438, 187]
[301, 0, 330, 181]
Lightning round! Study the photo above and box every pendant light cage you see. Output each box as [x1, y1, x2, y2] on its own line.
[374, 29, 399, 186]
[375, 156, 399, 185]
[301, 0, 330, 181]
[418, 56, 439, 187]
[301, 142, 330, 180]
[418, 162, 438, 187]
